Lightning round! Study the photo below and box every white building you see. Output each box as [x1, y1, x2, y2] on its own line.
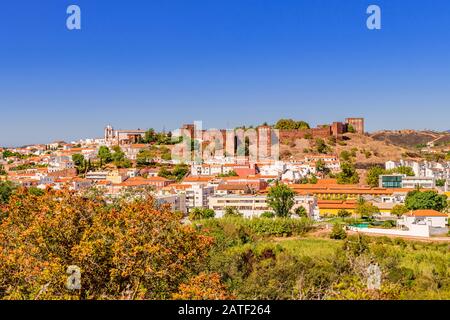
[399, 210, 448, 229]
[209, 194, 317, 218]
[155, 193, 187, 214]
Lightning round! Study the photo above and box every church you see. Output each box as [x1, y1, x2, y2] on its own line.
[104, 125, 146, 145]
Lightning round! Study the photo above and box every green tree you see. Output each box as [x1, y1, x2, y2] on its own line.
[315, 138, 330, 154]
[0, 181, 16, 204]
[224, 206, 242, 217]
[340, 150, 352, 162]
[267, 183, 295, 218]
[436, 179, 446, 187]
[336, 162, 360, 184]
[111, 148, 131, 168]
[337, 209, 351, 218]
[143, 128, 157, 143]
[274, 119, 310, 130]
[172, 164, 189, 181]
[366, 166, 386, 187]
[189, 208, 215, 220]
[355, 202, 380, 219]
[315, 159, 330, 177]
[72, 153, 85, 167]
[405, 190, 448, 212]
[390, 166, 414, 176]
[391, 204, 409, 217]
[136, 149, 156, 166]
[294, 206, 308, 218]
[347, 124, 356, 133]
[98, 146, 112, 164]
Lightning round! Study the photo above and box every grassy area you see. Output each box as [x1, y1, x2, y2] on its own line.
[272, 238, 342, 259]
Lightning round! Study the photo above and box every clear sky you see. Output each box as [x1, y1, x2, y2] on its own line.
[1, 0, 450, 146]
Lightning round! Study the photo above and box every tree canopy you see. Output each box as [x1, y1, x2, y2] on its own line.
[405, 190, 448, 212]
[274, 119, 310, 130]
[0, 188, 213, 299]
[267, 183, 295, 217]
[336, 162, 360, 184]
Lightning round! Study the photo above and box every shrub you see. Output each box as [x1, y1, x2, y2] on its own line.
[337, 209, 351, 218]
[198, 217, 313, 238]
[189, 208, 216, 220]
[260, 211, 275, 218]
[330, 223, 347, 240]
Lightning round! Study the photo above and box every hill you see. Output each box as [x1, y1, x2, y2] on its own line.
[280, 132, 417, 165]
[370, 130, 450, 149]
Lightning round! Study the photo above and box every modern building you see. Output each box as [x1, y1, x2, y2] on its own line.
[209, 194, 316, 218]
[379, 174, 436, 189]
[379, 174, 403, 189]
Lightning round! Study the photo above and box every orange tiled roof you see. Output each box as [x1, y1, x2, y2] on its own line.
[408, 210, 447, 217]
[183, 176, 215, 182]
[318, 200, 357, 210]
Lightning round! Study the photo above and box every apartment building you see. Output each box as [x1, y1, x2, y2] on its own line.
[161, 183, 214, 212]
[209, 194, 317, 218]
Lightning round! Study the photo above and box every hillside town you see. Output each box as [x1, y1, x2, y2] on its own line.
[1, 117, 449, 239]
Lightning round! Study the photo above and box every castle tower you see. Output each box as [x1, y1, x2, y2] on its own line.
[345, 118, 365, 134]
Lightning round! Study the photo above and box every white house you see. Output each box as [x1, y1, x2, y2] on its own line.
[400, 210, 448, 229]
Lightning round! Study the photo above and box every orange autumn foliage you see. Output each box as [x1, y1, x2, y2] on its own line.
[172, 272, 235, 300]
[0, 188, 213, 300]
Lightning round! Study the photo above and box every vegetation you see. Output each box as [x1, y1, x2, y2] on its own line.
[189, 208, 216, 220]
[355, 199, 380, 219]
[347, 124, 356, 133]
[0, 181, 16, 204]
[97, 146, 112, 165]
[224, 207, 242, 217]
[366, 166, 415, 187]
[391, 204, 409, 217]
[0, 188, 213, 299]
[315, 159, 330, 177]
[366, 166, 386, 187]
[0, 188, 448, 300]
[405, 190, 448, 212]
[111, 146, 132, 168]
[217, 170, 238, 178]
[157, 164, 189, 182]
[330, 223, 347, 240]
[336, 162, 360, 184]
[294, 206, 308, 218]
[337, 209, 352, 218]
[274, 119, 310, 130]
[436, 179, 446, 187]
[266, 183, 295, 217]
[315, 138, 331, 154]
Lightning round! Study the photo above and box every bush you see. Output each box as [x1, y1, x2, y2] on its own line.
[330, 223, 347, 240]
[337, 209, 351, 218]
[198, 217, 313, 238]
[260, 211, 275, 218]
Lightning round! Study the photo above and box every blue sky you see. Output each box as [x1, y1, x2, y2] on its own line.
[1, 0, 450, 146]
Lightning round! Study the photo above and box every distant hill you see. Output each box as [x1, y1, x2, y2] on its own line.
[280, 132, 418, 164]
[369, 130, 450, 148]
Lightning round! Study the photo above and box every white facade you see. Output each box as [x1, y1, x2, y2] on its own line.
[209, 194, 317, 218]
